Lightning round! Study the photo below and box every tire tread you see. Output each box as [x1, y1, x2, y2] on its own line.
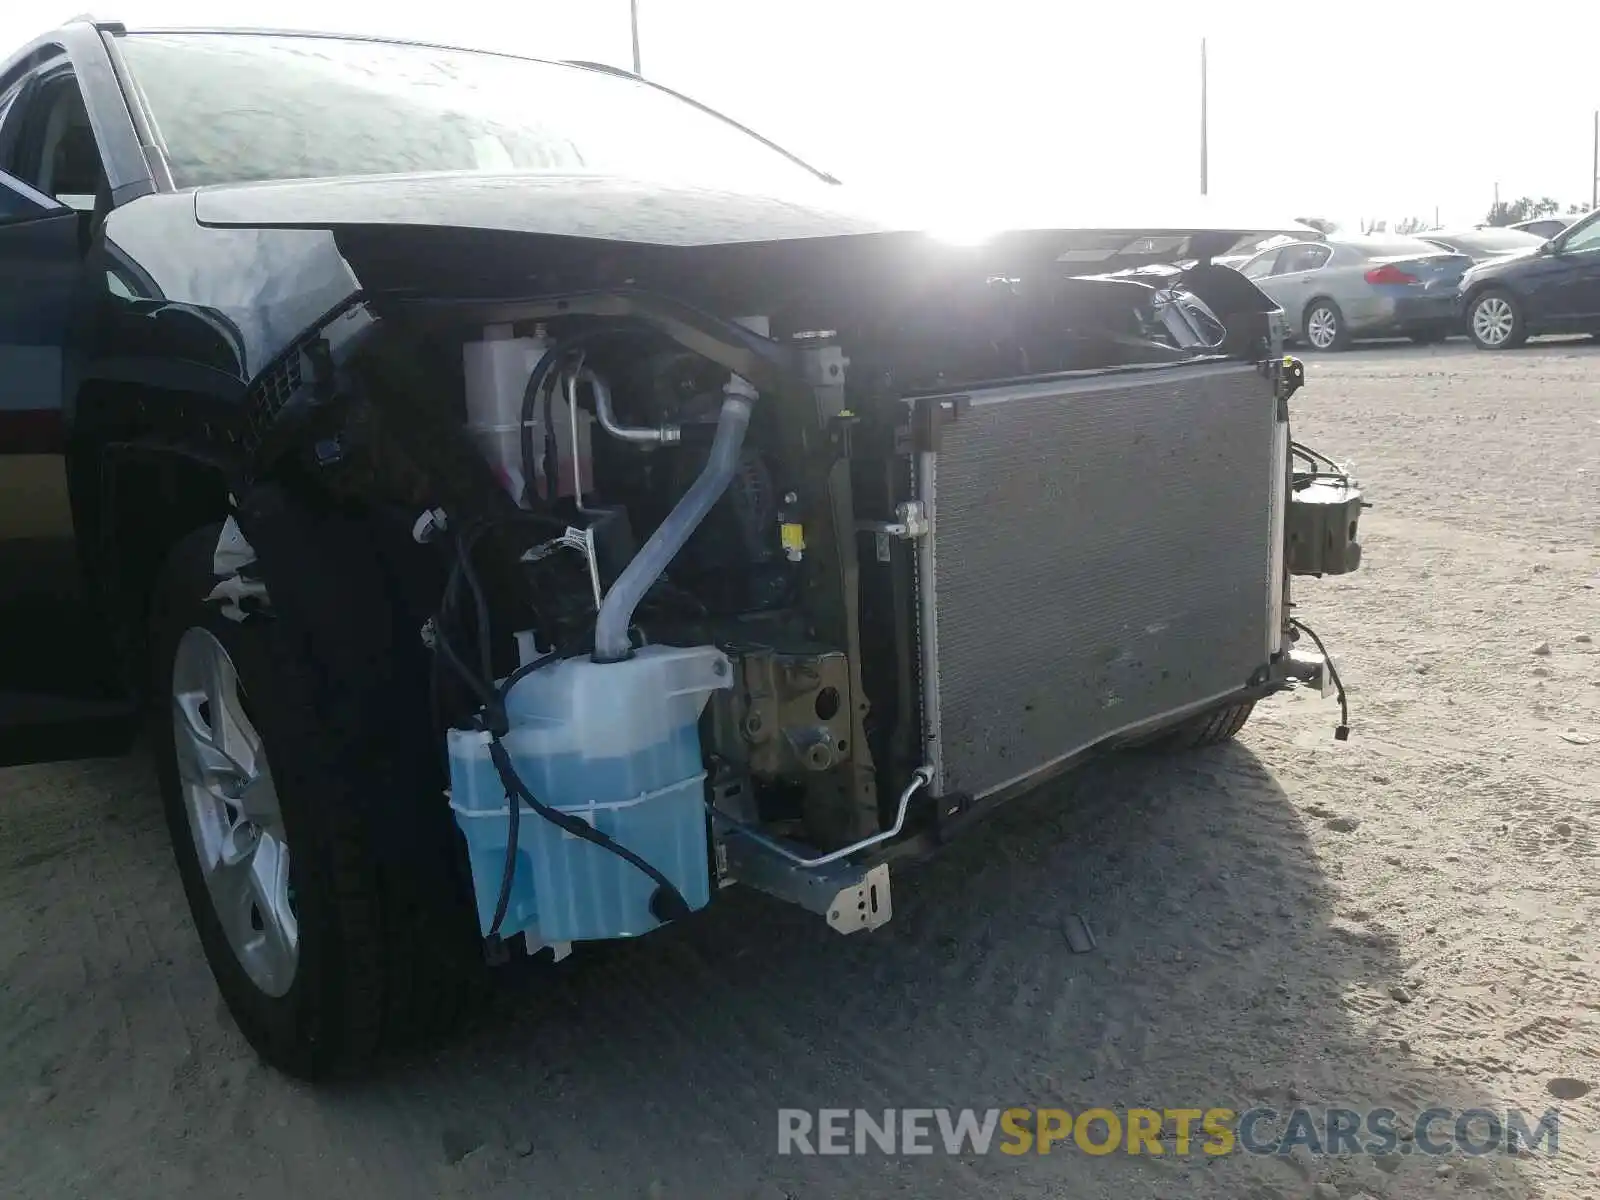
[150, 525, 479, 1079]
[1151, 701, 1256, 751]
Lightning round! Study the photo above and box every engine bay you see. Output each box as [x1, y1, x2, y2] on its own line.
[265, 245, 1351, 951]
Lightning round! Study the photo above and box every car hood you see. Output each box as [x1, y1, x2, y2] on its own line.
[192, 170, 1315, 262]
[1467, 246, 1544, 276]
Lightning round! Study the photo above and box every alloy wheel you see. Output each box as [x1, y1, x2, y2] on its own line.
[1471, 295, 1515, 348]
[1306, 306, 1339, 350]
[171, 626, 298, 997]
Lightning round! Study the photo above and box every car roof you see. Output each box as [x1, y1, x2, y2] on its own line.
[114, 23, 592, 70]
[3, 18, 638, 91]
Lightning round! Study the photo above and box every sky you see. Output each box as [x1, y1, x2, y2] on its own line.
[4, 1, 1597, 230]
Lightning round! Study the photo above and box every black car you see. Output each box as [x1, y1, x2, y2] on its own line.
[1458, 210, 1600, 348]
[1, 21, 1360, 1077]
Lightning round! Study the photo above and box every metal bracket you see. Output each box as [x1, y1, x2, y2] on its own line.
[856, 500, 928, 541]
[858, 501, 929, 565]
[707, 766, 932, 933]
[718, 826, 894, 934]
[1284, 645, 1336, 699]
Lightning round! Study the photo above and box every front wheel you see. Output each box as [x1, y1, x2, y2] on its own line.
[1303, 300, 1349, 352]
[1466, 289, 1527, 350]
[151, 526, 482, 1078]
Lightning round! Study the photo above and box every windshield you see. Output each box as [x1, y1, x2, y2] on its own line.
[116, 32, 829, 191]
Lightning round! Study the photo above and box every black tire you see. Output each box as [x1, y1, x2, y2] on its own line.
[1302, 299, 1350, 352]
[1465, 288, 1527, 351]
[1149, 701, 1256, 751]
[150, 525, 483, 1078]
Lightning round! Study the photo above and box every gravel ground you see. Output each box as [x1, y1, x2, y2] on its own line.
[2, 340, 1597, 1200]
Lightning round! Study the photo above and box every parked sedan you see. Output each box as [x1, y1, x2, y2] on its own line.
[1419, 227, 1547, 263]
[1236, 235, 1474, 350]
[1511, 216, 1576, 240]
[1458, 208, 1600, 349]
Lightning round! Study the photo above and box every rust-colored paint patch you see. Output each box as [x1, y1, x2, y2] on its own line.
[0, 455, 73, 541]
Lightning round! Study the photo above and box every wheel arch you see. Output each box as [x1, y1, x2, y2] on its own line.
[1461, 277, 1524, 308]
[1303, 294, 1341, 323]
[81, 420, 237, 699]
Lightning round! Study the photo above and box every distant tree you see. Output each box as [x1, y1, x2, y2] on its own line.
[1394, 216, 1433, 234]
[1294, 216, 1341, 235]
[1485, 196, 1564, 226]
[1570, 202, 1591, 214]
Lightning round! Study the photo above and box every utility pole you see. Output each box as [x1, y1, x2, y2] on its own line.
[1591, 109, 1597, 211]
[630, 0, 642, 76]
[1199, 38, 1209, 196]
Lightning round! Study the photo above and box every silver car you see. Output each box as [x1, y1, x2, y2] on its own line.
[1237, 235, 1474, 350]
[1511, 216, 1577, 240]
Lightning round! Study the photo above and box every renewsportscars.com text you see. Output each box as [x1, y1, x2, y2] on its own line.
[777, 1107, 1561, 1157]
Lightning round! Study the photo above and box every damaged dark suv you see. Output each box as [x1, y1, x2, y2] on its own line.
[0, 22, 1365, 1078]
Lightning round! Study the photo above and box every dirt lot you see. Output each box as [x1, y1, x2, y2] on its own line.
[2, 341, 1598, 1200]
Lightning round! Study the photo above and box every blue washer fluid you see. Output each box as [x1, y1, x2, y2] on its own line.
[446, 644, 731, 943]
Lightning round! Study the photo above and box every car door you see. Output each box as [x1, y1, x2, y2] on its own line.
[1546, 214, 1600, 325]
[1267, 242, 1334, 315]
[0, 61, 139, 765]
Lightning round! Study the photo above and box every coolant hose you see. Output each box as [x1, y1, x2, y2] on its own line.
[592, 390, 753, 662]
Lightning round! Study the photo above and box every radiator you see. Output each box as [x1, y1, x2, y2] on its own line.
[911, 360, 1286, 800]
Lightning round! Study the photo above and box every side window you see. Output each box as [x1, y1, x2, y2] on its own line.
[1560, 217, 1600, 255]
[1275, 244, 1331, 275]
[10, 72, 108, 216]
[1241, 250, 1279, 280]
